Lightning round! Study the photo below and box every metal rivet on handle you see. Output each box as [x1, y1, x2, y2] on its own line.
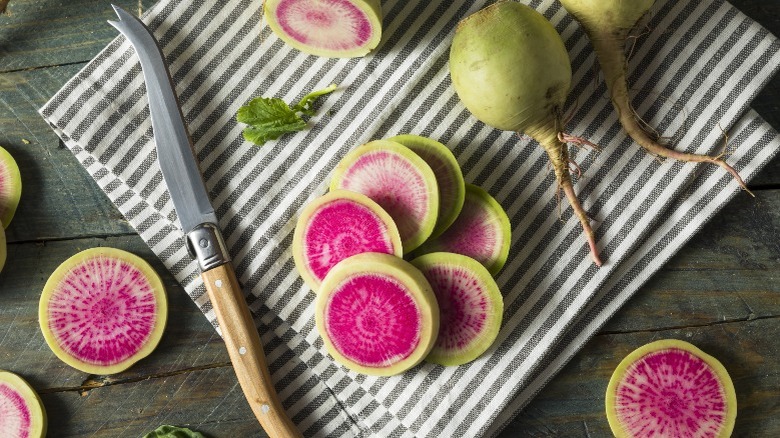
[239, 346, 247, 355]
[215, 279, 223, 288]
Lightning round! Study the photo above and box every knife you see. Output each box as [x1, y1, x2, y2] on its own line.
[108, 6, 301, 437]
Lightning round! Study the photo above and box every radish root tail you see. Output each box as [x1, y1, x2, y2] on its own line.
[591, 34, 753, 197]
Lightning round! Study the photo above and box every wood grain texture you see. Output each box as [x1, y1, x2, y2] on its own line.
[0, 0, 777, 436]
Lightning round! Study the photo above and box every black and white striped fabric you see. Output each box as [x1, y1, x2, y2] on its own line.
[40, 0, 779, 436]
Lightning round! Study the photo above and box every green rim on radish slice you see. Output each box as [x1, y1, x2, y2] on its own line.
[39, 247, 167, 375]
[330, 140, 439, 254]
[606, 339, 737, 438]
[264, 0, 382, 58]
[316, 252, 439, 376]
[449, 1, 602, 266]
[0, 370, 46, 438]
[410, 252, 503, 366]
[558, 0, 751, 195]
[389, 134, 465, 239]
[414, 184, 511, 276]
[293, 189, 403, 292]
[0, 145, 22, 229]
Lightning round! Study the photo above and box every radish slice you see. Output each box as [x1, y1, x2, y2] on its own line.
[264, 0, 383, 58]
[389, 134, 465, 239]
[607, 339, 737, 438]
[38, 247, 167, 375]
[316, 252, 439, 376]
[0, 370, 46, 438]
[411, 252, 503, 366]
[330, 140, 439, 254]
[0, 145, 22, 229]
[414, 184, 511, 276]
[293, 189, 402, 292]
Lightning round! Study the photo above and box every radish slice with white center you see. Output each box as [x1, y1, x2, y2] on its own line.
[414, 184, 511, 276]
[264, 0, 382, 58]
[0, 370, 46, 438]
[411, 252, 503, 366]
[607, 339, 737, 438]
[38, 247, 167, 375]
[389, 134, 465, 239]
[316, 252, 439, 376]
[293, 189, 402, 292]
[330, 140, 439, 254]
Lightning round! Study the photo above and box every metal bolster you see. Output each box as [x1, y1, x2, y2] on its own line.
[185, 223, 231, 271]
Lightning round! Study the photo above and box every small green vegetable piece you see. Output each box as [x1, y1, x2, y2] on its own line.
[143, 425, 208, 438]
[237, 84, 337, 146]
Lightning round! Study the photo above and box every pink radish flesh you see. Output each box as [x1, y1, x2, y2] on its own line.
[324, 274, 421, 367]
[0, 383, 31, 437]
[275, 0, 372, 51]
[303, 198, 397, 282]
[614, 349, 730, 437]
[46, 257, 159, 366]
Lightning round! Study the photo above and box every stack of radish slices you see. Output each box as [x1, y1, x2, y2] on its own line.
[293, 135, 511, 376]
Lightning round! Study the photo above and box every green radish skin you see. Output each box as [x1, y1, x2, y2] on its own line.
[559, 0, 751, 195]
[410, 252, 503, 366]
[449, 1, 603, 266]
[264, 0, 383, 58]
[0, 145, 22, 229]
[0, 370, 47, 438]
[388, 134, 465, 239]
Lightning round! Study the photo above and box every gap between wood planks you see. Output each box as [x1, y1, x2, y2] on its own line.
[597, 313, 780, 337]
[0, 61, 88, 76]
[37, 361, 231, 395]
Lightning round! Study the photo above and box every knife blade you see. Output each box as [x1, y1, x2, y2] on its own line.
[108, 6, 301, 437]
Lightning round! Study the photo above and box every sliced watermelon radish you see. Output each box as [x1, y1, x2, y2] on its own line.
[0, 145, 22, 229]
[330, 140, 439, 254]
[414, 184, 511, 276]
[264, 0, 383, 58]
[293, 189, 402, 292]
[607, 339, 737, 438]
[39, 247, 168, 375]
[389, 134, 465, 239]
[316, 252, 439, 376]
[0, 370, 46, 438]
[410, 252, 503, 366]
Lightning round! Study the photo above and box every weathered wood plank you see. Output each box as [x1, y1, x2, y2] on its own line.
[0, 65, 135, 242]
[505, 317, 780, 437]
[603, 190, 780, 333]
[0, 0, 151, 72]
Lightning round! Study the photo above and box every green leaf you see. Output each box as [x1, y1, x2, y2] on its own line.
[142, 425, 208, 438]
[236, 84, 338, 146]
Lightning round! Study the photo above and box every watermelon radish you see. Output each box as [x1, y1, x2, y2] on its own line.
[264, 0, 383, 58]
[606, 339, 737, 438]
[410, 252, 503, 366]
[414, 184, 511, 276]
[293, 189, 402, 292]
[0, 370, 46, 438]
[389, 134, 465, 239]
[316, 252, 439, 376]
[39, 247, 168, 375]
[0, 145, 22, 229]
[330, 140, 440, 254]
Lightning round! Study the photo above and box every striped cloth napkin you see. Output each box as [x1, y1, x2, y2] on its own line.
[40, 0, 779, 436]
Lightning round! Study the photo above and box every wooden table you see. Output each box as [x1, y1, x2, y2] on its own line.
[1, 1, 778, 436]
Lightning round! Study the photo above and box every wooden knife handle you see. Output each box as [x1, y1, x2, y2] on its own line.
[202, 263, 302, 438]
